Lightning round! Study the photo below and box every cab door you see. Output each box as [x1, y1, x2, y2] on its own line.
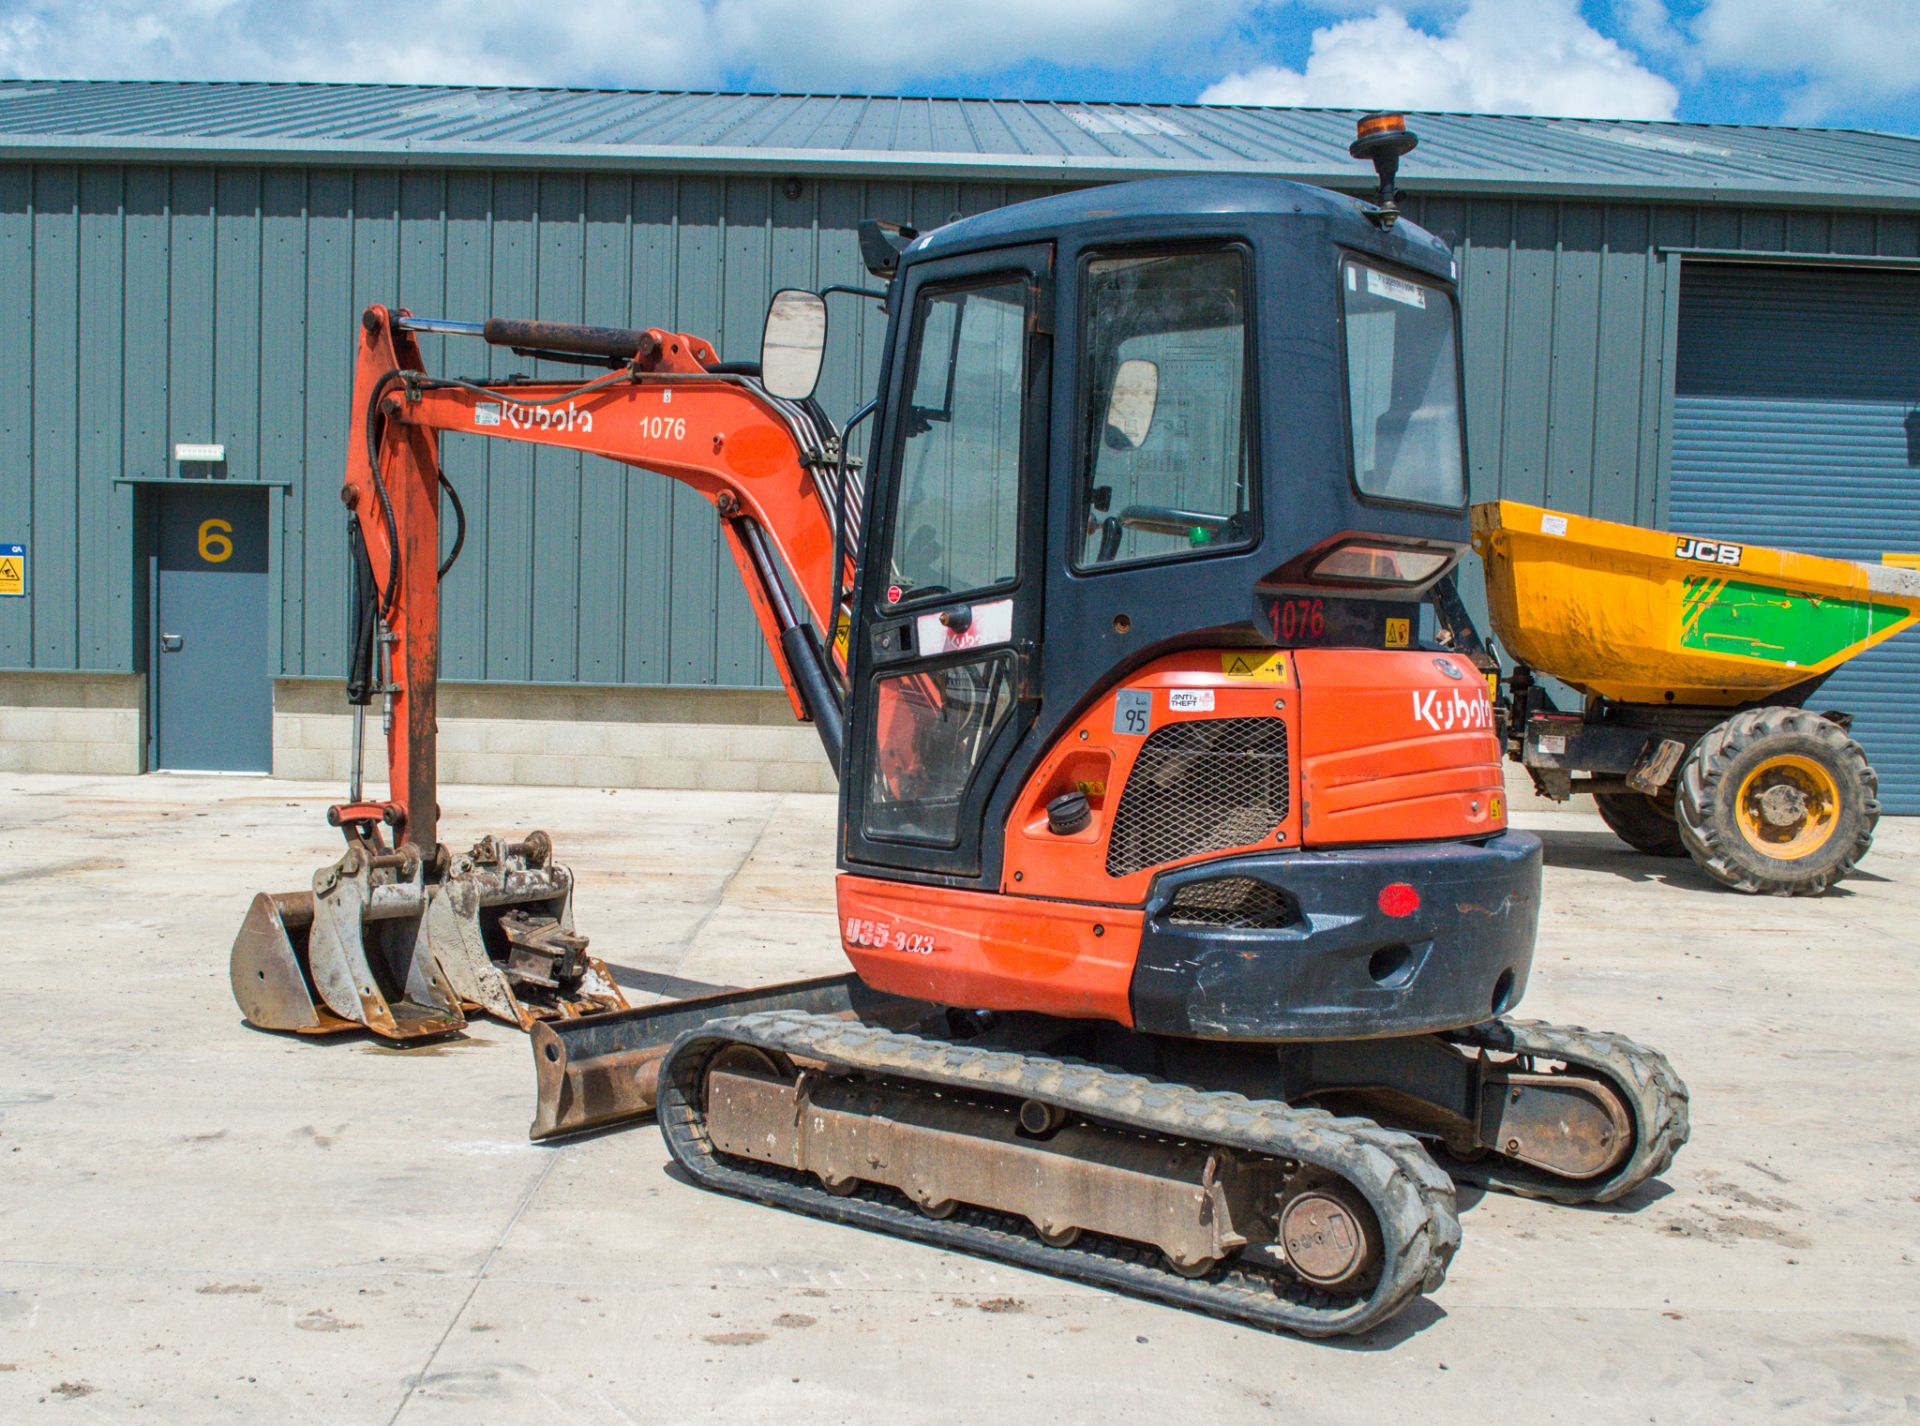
[843, 244, 1052, 880]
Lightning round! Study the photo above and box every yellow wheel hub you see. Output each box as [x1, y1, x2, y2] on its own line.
[1735, 754, 1840, 860]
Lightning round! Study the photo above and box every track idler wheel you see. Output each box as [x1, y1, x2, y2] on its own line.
[1275, 1172, 1382, 1293]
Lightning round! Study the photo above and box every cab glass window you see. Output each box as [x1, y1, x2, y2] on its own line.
[1341, 258, 1466, 507]
[884, 277, 1029, 603]
[1077, 248, 1253, 568]
[864, 654, 1018, 845]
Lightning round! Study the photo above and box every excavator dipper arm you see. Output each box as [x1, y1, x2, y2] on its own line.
[342, 304, 847, 853]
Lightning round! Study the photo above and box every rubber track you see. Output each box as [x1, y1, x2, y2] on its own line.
[1442, 1017, 1690, 1205]
[657, 1010, 1461, 1338]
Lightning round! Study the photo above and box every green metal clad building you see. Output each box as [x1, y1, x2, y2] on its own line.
[3, 82, 1919, 807]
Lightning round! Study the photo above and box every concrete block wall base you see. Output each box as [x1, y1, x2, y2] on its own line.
[272, 679, 837, 795]
[0, 672, 143, 774]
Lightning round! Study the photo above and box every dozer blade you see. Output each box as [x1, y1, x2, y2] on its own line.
[528, 974, 932, 1141]
[423, 832, 628, 1031]
[229, 845, 467, 1041]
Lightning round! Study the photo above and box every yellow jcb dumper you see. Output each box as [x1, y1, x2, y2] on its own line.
[1443, 500, 1920, 895]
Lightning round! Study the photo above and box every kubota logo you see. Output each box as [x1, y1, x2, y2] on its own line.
[1412, 686, 1493, 733]
[474, 401, 594, 433]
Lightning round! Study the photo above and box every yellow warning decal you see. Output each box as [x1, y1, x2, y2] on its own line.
[1384, 616, 1411, 648]
[1490, 792, 1504, 821]
[832, 614, 851, 662]
[1221, 650, 1286, 682]
[0, 545, 23, 598]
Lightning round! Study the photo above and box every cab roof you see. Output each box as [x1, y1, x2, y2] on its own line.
[903, 175, 1455, 279]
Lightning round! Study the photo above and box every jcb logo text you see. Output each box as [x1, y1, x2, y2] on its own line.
[1675, 537, 1742, 566]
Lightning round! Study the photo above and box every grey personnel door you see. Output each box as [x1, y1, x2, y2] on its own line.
[153, 484, 272, 772]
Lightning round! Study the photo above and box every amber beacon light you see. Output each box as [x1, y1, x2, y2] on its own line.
[1349, 111, 1420, 227]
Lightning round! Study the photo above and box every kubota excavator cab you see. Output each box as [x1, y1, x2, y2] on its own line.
[616, 165, 1681, 1335]
[832, 172, 1535, 1042]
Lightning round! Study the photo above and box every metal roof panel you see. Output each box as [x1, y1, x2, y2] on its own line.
[2, 81, 1918, 209]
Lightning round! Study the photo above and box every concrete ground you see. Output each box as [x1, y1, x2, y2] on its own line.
[0, 772, 1916, 1425]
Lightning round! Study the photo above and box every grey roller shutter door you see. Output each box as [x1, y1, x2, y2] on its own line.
[1670, 263, 1920, 813]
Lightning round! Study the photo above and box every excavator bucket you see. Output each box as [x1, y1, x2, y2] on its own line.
[229, 832, 625, 1042]
[230, 891, 357, 1035]
[230, 843, 468, 1040]
[421, 832, 626, 1031]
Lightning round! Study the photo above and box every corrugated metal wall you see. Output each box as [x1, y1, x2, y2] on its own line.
[4, 161, 1918, 690]
[0, 163, 1064, 687]
[1405, 196, 1920, 522]
[1668, 262, 1920, 812]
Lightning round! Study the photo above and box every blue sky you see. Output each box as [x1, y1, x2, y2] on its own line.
[2, 1, 1915, 133]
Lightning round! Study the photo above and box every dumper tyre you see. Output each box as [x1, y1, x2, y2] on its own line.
[1592, 789, 1687, 858]
[1676, 706, 1877, 896]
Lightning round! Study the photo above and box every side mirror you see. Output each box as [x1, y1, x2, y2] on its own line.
[761, 289, 828, 400]
[1103, 357, 1159, 450]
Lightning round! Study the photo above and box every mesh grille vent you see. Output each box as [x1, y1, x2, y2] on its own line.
[1106, 717, 1290, 877]
[1162, 877, 1295, 929]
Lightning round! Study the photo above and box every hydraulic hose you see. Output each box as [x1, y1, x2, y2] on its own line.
[345, 515, 378, 707]
[363, 370, 405, 618]
[437, 470, 466, 579]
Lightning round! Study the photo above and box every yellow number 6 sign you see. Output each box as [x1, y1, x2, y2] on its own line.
[198, 518, 234, 564]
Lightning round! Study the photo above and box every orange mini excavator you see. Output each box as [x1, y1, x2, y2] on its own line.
[232, 118, 1687, 1337]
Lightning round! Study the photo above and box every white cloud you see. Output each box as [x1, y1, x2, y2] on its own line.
[1200, 0, 1679, 120]
[0, 0, 1253, 90]
[1614, 0, 1687, 60]
[1694, 0, 1920, 123]
[0, 1, 723, 87]
[711, 0, 1252, 88]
